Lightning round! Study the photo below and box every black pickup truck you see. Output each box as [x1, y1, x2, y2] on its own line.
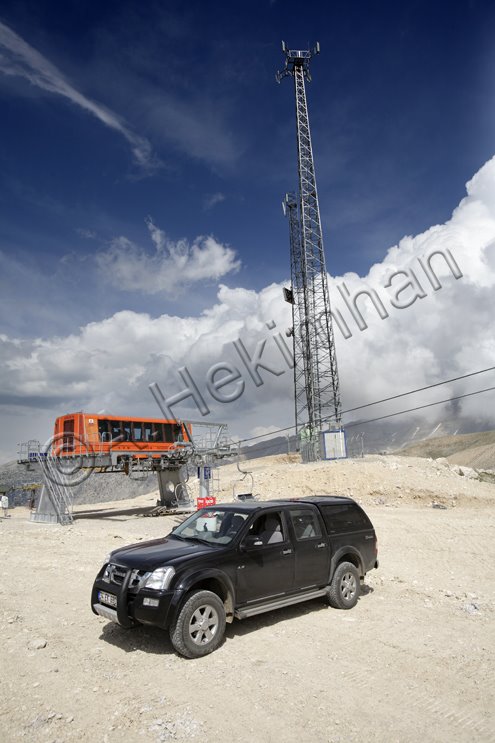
[92, 496, 378, 658]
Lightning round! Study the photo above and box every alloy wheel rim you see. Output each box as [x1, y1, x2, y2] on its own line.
[340, 572, 357, 601]
[189, 605, 219, 645]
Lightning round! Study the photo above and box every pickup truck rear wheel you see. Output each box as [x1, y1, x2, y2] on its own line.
[328, 562, 360, 609]
[170, 590, 226, 659]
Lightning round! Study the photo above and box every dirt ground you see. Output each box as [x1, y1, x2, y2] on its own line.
[0, 454, 494, 743]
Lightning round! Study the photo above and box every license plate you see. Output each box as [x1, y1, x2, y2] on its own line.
[98, 591, 117, 608]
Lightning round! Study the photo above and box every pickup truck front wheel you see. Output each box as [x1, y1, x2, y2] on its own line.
[327, 562, 360, 610]
[170, 590, 226, 659]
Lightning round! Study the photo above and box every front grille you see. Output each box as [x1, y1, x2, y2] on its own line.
[108, 564, 147, 594]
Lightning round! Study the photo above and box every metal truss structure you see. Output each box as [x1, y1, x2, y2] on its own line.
[277, 42, 342, 453]
[283, 192, 308, 437]
[18, 422, 234, 524]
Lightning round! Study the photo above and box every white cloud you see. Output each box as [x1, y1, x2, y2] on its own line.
[203, 192, 226, 211]
[1, 156, 495, 461]
[95, 217, 241, 295]
[0, 20, 157, 170]
[76, 228, 97, 239]
[324, 156, 495, 423]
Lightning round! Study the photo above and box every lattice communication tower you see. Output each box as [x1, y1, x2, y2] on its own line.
[277, 42, 342, 447]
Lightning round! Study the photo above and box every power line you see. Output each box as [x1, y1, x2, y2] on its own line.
[236, 383, 495, 460]
[234, 365, 495, 447]
[342, 366, 495, 415]
[344, 385, 495, 429]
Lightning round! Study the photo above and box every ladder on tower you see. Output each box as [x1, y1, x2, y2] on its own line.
[35, 454, 74, 525]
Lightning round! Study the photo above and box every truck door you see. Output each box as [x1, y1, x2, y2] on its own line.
[236, 511, 294, 604]
[288, 507, 330, 590]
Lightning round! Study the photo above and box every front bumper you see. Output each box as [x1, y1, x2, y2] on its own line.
[91, 568, 182, 630]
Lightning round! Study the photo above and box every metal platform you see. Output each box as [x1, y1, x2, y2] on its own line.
[17, 422, 234, 525]
[144, 505, 195, 518]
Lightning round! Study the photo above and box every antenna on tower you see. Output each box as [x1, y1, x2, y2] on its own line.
[277, 43, 344, 462]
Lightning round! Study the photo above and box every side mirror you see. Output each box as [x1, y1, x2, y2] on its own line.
[241, 534, 263, 551]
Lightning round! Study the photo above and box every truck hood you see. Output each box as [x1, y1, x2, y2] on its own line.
[109, 535, 212, 570]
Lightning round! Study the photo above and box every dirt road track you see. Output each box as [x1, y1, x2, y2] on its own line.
[0, 464, 494, 742]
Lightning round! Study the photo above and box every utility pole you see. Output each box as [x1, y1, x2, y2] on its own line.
[278, 42, 342, 460]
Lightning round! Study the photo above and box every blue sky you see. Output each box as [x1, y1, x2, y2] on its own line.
[1, 0, 495, 460]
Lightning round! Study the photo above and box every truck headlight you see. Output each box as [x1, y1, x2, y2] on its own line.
[102, 557, 112, 583]
[144, 567, 175, 591]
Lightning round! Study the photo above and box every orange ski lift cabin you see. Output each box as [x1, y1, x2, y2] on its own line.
[53, 413, 191, 457]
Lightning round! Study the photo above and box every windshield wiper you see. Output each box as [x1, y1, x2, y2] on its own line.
[184, 535, 216, 546]
[169, 533, 187, 542]
[171, 533, 212, 545]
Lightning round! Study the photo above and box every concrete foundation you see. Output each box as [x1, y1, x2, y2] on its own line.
[31, 485, 61, 524]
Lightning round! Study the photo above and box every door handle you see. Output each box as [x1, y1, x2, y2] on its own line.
[365, 535, 374, 540]
[282, 549, 292, 555]
[315, 543, 326, 549]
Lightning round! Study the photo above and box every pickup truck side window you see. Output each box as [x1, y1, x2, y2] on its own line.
[248, 512, 285, 545]
[321, 504, 371, 534]
[289, 509, 322, 540]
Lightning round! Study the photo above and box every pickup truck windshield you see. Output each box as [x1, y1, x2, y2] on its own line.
[172, 509, 248, 546]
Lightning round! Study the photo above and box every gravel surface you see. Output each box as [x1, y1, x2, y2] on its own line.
[0, 453, 494, 742]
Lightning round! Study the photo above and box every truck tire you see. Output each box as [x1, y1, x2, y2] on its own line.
[327, 561, 360, 609]
[169, 590, 226, 659]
